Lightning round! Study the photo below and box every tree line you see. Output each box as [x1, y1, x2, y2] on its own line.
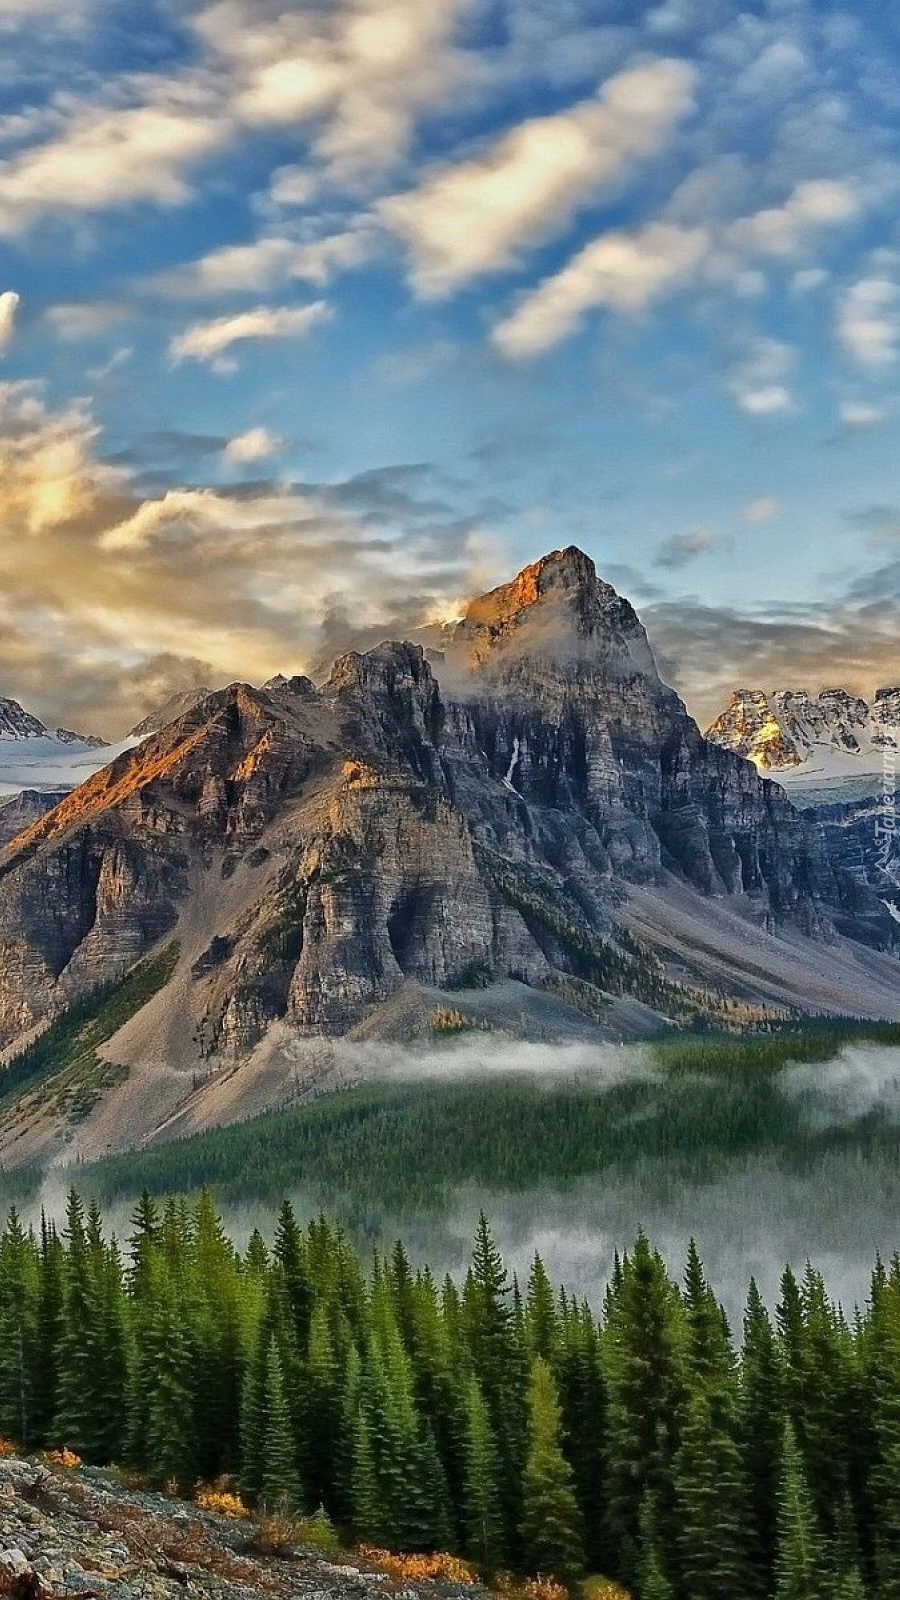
[0, 1192, 896, 1600]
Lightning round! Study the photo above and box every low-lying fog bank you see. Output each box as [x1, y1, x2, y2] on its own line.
[16, 1038, 900, 1325]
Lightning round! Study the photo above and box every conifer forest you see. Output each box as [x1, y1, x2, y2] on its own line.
[1, 1189, 898, 1600]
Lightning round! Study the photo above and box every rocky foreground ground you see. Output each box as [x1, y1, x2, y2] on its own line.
[0, 1457, 487, 1600]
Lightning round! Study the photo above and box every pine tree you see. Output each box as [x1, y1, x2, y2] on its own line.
[143, 1266, 198, 1491]
[462, 1376, 505, 1571]
[54, 1191, 125, 1459]
[520, 1358, 584, 1581]
[33, 1215, 64, 1445]
[525, 1255, 557, 1362]
[464, 1216, 527, 1553]
[556, 1302, 608, 1573]
[775, 1421, 832, 1600]
[603, 1233, 685, 1588]
[258, 1337, 303, 1512]
[675, 1385, 755, 1600]
[637, 1493, 673, 1600]
[741, 1277, 784, 1587]
[0, 1208, 39, 1447]
[676, 1243, 757, 1600]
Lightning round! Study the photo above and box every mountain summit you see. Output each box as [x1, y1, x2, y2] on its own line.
[0, 548, 897, 1162]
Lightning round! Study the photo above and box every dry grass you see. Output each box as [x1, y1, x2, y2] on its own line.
[358, 1549, 478, 1585]
[42, 1447, 82, 1469]
[194, 1484, 248, 1520]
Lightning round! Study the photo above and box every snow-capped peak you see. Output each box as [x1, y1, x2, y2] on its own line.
[705, 686, 900, 782]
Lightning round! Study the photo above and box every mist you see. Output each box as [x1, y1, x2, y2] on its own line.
[16, 1038, 900, 1327]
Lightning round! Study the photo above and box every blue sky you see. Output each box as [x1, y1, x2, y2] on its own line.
[0, 0, 899, 733]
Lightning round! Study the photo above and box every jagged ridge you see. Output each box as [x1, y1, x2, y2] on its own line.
[0, 548, 894, 1073]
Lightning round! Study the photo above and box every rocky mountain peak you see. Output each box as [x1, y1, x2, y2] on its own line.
[434, 545, 659, 681]
[0, 697, 51, 741]
[464, 545, 600, 626]
[706, 685, 900, 776]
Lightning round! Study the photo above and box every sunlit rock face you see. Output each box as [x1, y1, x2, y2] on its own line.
[0, 547, 886, 1051]
[706, 685, 900, 774]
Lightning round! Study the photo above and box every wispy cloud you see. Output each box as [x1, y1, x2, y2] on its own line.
[656, 525, 720, 570]
[837, 277, 900, 368]
[727, 338, 795, 415]
[493, 180, 860, 358]
[383, 59, 697, 297]
[169, 302, 331, 366]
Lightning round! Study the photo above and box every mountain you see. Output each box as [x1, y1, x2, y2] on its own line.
[129, 686, 215, 738]
[0, 697, 112, 801]
[0, 547, 898, 1163]
[705, 686, 900, 782]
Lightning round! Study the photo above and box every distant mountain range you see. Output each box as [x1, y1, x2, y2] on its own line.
[0, 546, 897, 1167]
[0, 697, 115, 805]
[705, 687, 900, 783]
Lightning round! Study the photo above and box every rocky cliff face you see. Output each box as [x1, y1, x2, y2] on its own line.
[706, 686, 900, 775]
[0, 548, 893, 1057]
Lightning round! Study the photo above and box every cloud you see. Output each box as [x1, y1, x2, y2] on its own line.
[0, 87, 228, 235]
[44, 301, 128, 341]
[162, 227, 373, 296]
[743, 494, 781, 524]
[727, 338, 795, 415]
[492, 220, 707, 356]
[197, 0, 480, 180]
[646, 580, 900, 729]
[0, 291, 19, 352]
[223, 427, 282, 464]
[492, 178, 860, 358]
[722, 178, 857, 261]
[845, 504, 900, 544]
[656, 525, 720, 570]
[838, 399, 888, 430]
[382, 59, 697, 297]
[837, 277, 900, 368]
[169, 301, 331, 366]
[0, 383, 496, 735]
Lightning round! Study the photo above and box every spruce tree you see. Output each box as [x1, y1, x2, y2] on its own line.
[775, 1421, 832, 1600]
[462, 1376, 505, 1571]
[741, 1277, 785, 1587]
[603, 1233, 685, 1588]
[0, 1208, 39, 1447]
[259, 1337, 303, 1512]
[637, 1493, 673, 1600]
[520, 1358, 584, 1581]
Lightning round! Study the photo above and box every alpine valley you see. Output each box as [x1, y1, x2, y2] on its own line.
[0, 546, 897, 1169]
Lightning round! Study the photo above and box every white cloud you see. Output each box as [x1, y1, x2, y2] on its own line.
[493, 221, 707, 357]
[723, 179, 857, 261]
[382, 59, 697, 297]
[198, 0, 479, 180]
[492, 177, 860, 358]
[0, 88, 228, 235]
[0, 291, 19, 352]
[163, 227, 373, 296]
[169, 301, 331, 365]
[837, 277, 900, 368]
[727, 338, 795, 416]
[223, 426, 282, 464]
[838, 399, 888, 429]
[743, 494, 781, 523]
